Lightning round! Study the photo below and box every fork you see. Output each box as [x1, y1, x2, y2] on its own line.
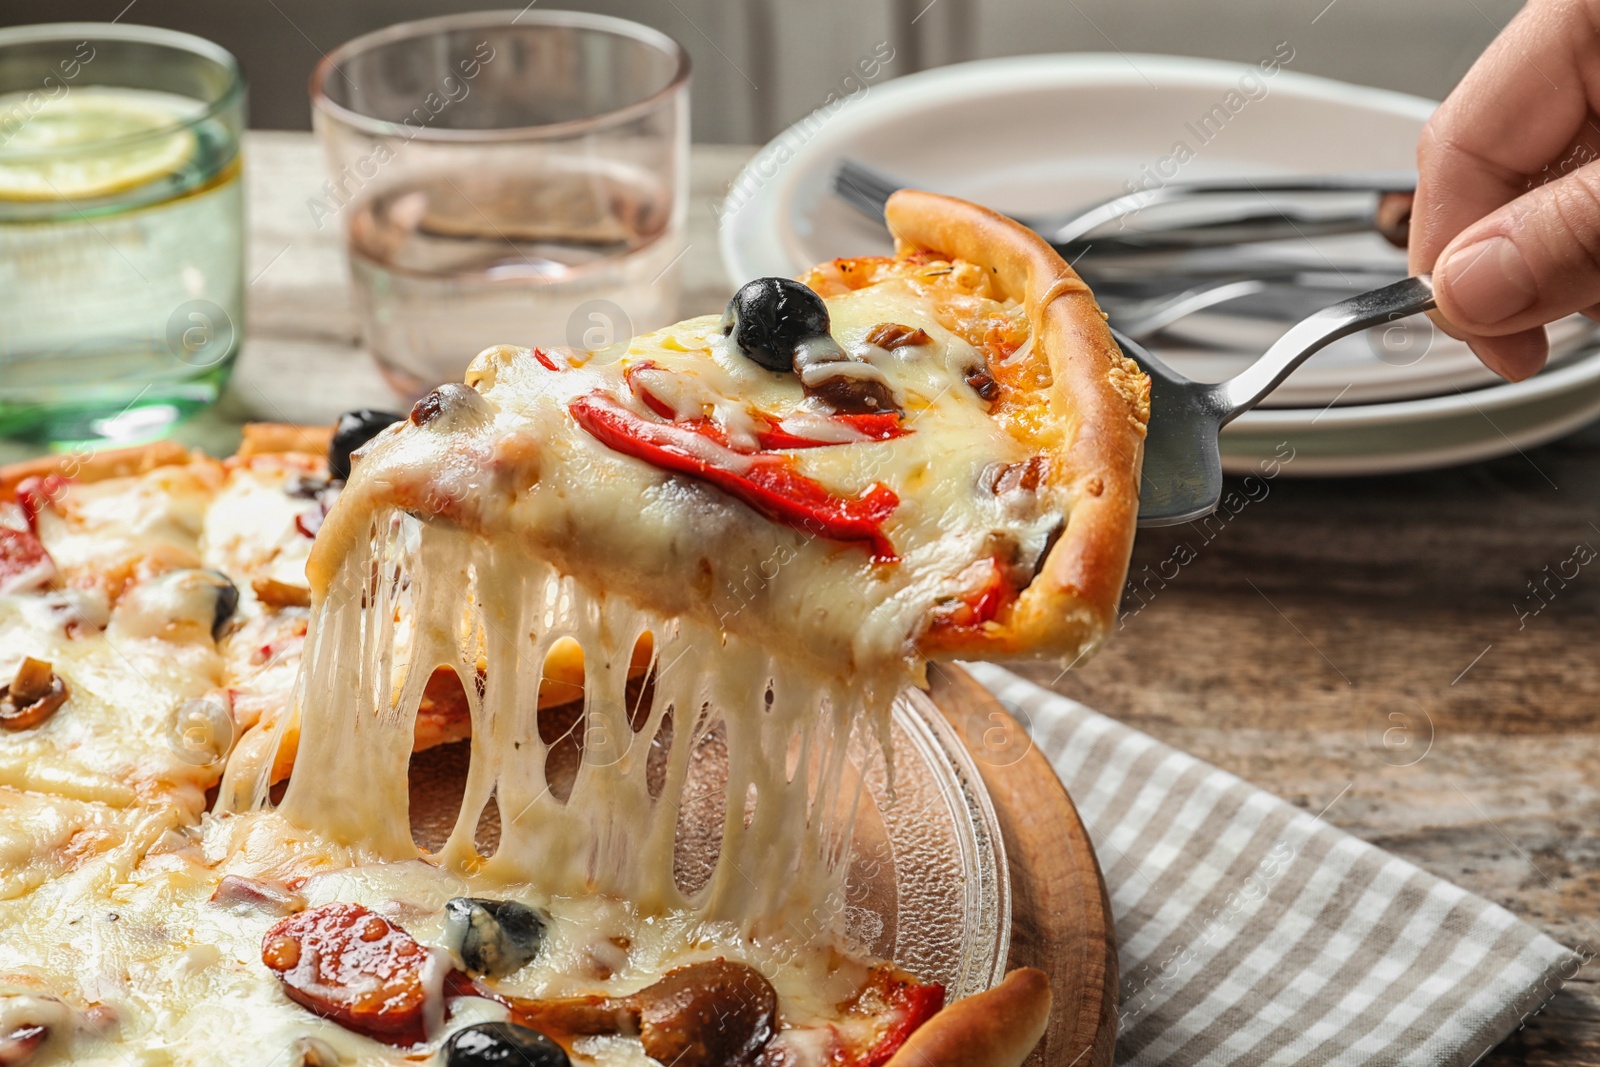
[832, 157, 1417, 257]
[1125, 275, 1436, 526]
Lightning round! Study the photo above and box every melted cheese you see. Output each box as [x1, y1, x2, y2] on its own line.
[0, 585, 225, 815]
[273, 276, 1058, 931]
[0, 816, 873, 1065]
[34, 462, 222, 603]
[0, 268, 1050, 1064]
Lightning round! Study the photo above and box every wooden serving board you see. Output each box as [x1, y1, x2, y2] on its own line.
[927, 664, 1120, 1067]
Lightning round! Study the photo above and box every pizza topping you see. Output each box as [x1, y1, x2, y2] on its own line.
[570, 392, 900, 561]
[928, 558, 1013, 631]
[964, 365, 1001, 403]
[0, 526, 56, 596]
[13, 475, 68, 533]
[291, 1035, 343, 1067]
[862, 323, 930, 350]
[0, 1025, 47, 1066]
[721, 277, 831, 373]
[755, 411, 906, 450]
[253, 577, 312, 610]
[444, 1022, 570, 1067]
[443, 897, 548, 978]
[0, 658, 67, 731]
[792, 337, 901, 416]
[204, 569, 240, 637]
[108, 569, 239, 643]
[329, 409, 405, 481]
[283, 474, 333, 500]
[261, 902, 440, 1045]
[839, 967, 946, 1067]
[720, 279, 903, 414]
[210, 874, 306, 915]
[507, 959, 777, 1067]
[981, 456, 1049, 497]
[626, 362, 906, 452]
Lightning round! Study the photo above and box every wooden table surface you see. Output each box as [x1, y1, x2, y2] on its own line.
[32, 132, 1600, 1062]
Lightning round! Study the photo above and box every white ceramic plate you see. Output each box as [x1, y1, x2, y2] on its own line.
[718, 53, 1600, 475]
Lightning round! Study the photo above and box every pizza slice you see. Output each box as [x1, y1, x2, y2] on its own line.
[316, 190, 1146, 681]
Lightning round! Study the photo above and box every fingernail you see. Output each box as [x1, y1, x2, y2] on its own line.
[1438, 237, 1537, 327]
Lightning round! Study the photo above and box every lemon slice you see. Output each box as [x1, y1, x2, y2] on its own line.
[0, 87, 200, 201]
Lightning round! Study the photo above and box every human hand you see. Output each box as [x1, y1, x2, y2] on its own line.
[1410, 0, 1600, 381]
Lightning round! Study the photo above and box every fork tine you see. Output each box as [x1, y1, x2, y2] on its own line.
[831, 158, 906, 221]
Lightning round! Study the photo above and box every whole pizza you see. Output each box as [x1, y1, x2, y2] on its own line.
[0, 192, 1147, 1066]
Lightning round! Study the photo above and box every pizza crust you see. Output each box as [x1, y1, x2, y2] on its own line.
[885, 967, 1053, 1067]
[0, 440, 198, 498]
[886, 190, 1149, 667]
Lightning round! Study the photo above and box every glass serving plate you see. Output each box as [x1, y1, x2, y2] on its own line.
[408, 685, 1011, 1001]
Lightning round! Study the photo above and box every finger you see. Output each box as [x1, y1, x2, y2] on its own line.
[1431, 161, 1600, 339]
[1420, 309, 1549, 382]
[1410, 0, 1600, 273]
[1464, 328, 1550, 382]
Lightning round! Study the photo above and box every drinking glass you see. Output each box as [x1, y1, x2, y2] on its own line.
[310, 11, 691, 398]
[0, 23, 245, 446]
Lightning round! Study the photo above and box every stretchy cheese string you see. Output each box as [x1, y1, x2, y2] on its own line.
[264, 507, 872, 928]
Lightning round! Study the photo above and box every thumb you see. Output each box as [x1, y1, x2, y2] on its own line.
[1430, 164, 1600, 378]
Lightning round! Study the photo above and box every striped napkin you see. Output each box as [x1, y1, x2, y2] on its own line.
[963, 663, 1580, 1067]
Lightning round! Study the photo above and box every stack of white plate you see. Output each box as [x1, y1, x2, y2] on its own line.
[718, 54, 1600, 476]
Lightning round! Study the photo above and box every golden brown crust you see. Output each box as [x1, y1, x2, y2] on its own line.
[886, 967, 1053, 1067]
[236, 422, 333, 458]
[886, 190, 1149, 667]
[0, 440, 198, 498]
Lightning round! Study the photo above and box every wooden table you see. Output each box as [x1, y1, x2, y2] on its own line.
[25, 132, 1600, 1063]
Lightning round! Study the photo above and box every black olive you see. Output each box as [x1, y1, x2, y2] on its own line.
[722, 277, 832, 372]
[444, 897, 548, 977]
[329, 409, 404, 481]
[202, 570, 240, 639]
[282, 474, 331, 501]
[442, 1022, 569, 1067]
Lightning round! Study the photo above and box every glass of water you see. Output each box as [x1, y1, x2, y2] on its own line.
[311, 11, 691, 399]
[0, 23, 245, 446]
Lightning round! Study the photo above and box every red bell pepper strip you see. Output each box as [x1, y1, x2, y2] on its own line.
[14, 475, 68, 533]
[755, 412, 907, 450]
[0, 526, 56, 595]
[852, 974, 946, 1067]
[625, 362, 679, 419]
[929, 558, 1012, 631]
[531, 348, 563, 372]
[569, 391, 900, 561]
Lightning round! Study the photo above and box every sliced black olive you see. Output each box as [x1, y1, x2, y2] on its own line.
[282, 474, 331, 501]
[443, 1022, 569, 1067]
[722, 277, 831, 372]
[202, 570, 240, 638]
[444, 897, 548, 978]
[329, 409, 404, 481]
